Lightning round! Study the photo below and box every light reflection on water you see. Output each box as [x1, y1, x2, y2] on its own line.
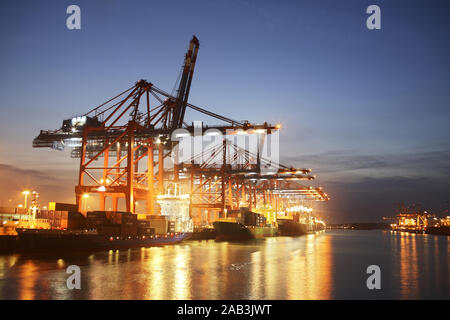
[0, 230, 447, 299]
[391, 231, 448, 299]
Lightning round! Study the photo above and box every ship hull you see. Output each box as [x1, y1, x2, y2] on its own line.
[1, 229, 191, 254]
[425, 226, 450, 236]
[190, 227, 217, 240]
[213, 221, 277, 241]
[277, 219, 308, 236]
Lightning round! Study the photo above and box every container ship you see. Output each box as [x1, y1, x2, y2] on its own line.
[213, 208, 277, 241]
[1, 210, 191, 254]
[277, 210, 326, 236]
[277, 214, 308, 236]
[0, 187, 194, 253]
[190, 226, 217, 240]
[13, 228, 190, 253]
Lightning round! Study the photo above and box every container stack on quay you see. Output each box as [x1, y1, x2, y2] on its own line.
[85, 211, 190, 237]
[0, 204, 180, 238]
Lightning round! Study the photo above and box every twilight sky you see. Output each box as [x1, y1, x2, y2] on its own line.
[0, 0, 449, 222]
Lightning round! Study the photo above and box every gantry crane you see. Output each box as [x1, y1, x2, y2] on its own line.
[173, 138, 329, 224]
[32, 36, 280, 215]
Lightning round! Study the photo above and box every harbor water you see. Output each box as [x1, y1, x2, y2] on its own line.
[0, 230, 448, 299]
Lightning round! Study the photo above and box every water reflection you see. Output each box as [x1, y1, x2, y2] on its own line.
[0, 231, 447, 299]
[391, 231, 448, 299]
[397, 232, 419, 298]
[19, 261, 37, 300]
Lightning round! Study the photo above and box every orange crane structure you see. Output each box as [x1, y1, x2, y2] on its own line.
[175, 139, 328, 223]
[32, 36, 329, 222]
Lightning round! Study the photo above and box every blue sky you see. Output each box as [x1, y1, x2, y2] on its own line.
[0, 0, 449, 222]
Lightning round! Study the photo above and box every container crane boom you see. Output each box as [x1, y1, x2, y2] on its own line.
[170, 35, 200, 129]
